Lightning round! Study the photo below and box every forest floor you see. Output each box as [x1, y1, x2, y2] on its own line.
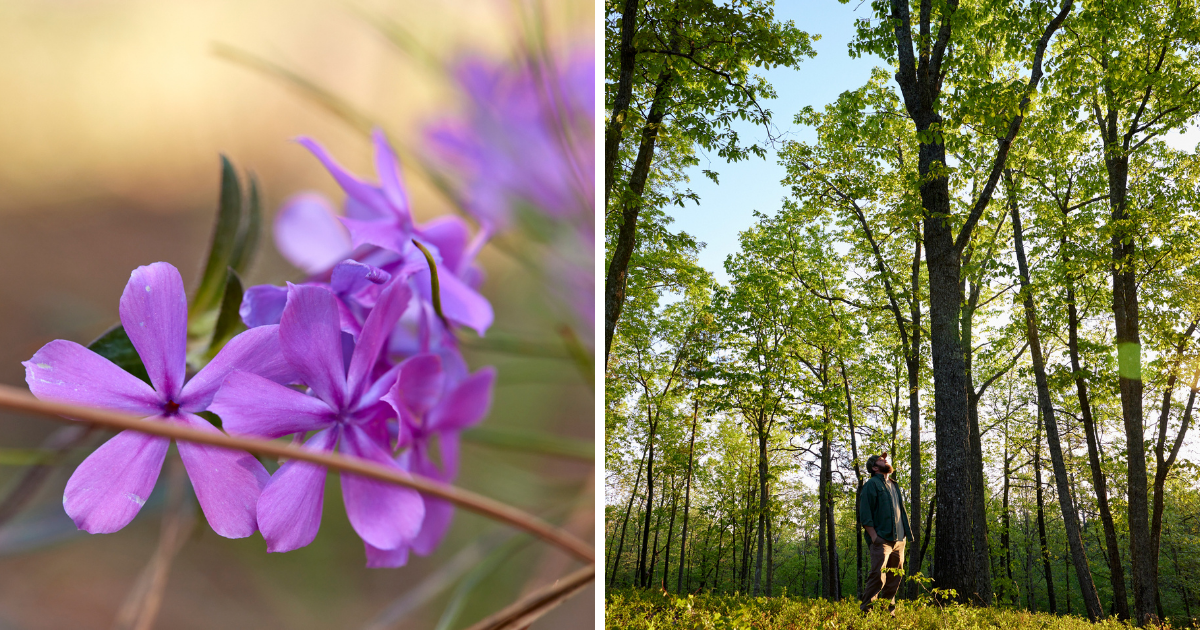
[605, 589, 1194, 630]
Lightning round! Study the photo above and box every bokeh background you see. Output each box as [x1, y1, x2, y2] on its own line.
[0, 0, 594, 627]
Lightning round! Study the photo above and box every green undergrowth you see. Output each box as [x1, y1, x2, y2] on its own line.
[606, 589, 1194, 630]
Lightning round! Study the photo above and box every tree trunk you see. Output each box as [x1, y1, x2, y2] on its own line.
[677, 390, 701, 593]
[1104, 147, 1156, 625]
[1152, 358, 1199, 592]
[907, 237, 923, 599]
[604, 70, 674, 362]
[602, 0, 640, 209]
[843, 363, 865, 599]
[1066, 268, 1130, 619]
[609, 442, 650, 587]
[961, 281, 994, 605]
[1011, 193, 1104, 620]
[662, 477, 679, 589]
[636, 409, 659, 587]
[819, 426, 832, 599]
[1034, 421, 1058, 613]
[1002, 423, 1014, 604]
[754, 426, 769, 595]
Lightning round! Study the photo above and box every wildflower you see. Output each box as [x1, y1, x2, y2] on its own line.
[23, 262, 296, 537]
[210, 280, 424, 554]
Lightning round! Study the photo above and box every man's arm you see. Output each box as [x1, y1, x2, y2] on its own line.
[858, 478, 878, 542]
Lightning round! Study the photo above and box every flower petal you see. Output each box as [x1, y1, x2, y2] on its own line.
[24, 340, 160, 415]
[257, 428, 337, 553]
[428, 367, 496, 433]
[372, 129, 412, 227]
[297, 137, 394, 219]
[364, 541, 410, 568]
[119, 262, 188, 399]
[415, 216, 470, 276]
[280, 284, 347, 409]
[210, 371, 336, 439]
[239, 284, 288, 328]
[410, 445, 455, 556]
[339, 216, 412, 255]
[180, 325, 299, 412]
[174, 413, 269, 538]
[63, 427, 169, 533]
[340, 426, 424, 550]
[272, 193, 353, 274]
[384, 354, 444, 419]
[346, 278, 412, 402]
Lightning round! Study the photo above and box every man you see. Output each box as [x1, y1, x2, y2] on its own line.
[858, 452, 912, 615]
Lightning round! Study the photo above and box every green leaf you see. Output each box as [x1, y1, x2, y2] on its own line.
[229, 174, 262, 275]
[205, 268, 247, 360]
[461, 426, 593, 461]
[88, 324, 151, 385]
[191, 156, 243, 322]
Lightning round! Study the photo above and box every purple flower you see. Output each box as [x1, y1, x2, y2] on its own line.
[425, 51, 594, 231]
[363, 353, 494, 568]
[210, 279, 424, 554]
[23, 262, 297, 537]
[268, 131, 494, 337]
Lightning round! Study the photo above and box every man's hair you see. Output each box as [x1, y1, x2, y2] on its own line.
[866, 452, 889, 473]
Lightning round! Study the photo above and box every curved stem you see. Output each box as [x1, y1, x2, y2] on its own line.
[0, 384, 593, 564]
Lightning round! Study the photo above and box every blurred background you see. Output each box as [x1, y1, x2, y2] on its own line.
[0, 0, 594, 628]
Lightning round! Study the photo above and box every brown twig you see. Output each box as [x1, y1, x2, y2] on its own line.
[112, 456, 196, 630]
[461, 564, 595, 630]
[0, 384, 594, 564]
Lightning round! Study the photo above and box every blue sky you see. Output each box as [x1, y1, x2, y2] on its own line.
[667, 0, 1200, 285]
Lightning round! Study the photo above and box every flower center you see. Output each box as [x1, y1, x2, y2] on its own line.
[163, 400, 180, 415]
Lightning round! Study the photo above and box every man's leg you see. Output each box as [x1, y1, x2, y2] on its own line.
[860, 539, 892, 612]
[878, 540, 907, 613]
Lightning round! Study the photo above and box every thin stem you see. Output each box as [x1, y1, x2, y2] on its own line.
[461, 564, 595, 630]
[0, 384, 594, 564]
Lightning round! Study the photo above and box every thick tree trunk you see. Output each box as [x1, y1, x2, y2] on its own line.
[1034, 422, 1058, 613]
[602, 0, 640, 210]
[961, 283, 994, 605]
[648, 483, 666, 587]
[604, 70, 674, 362]
[843, 364, 865, 599]
[610, 442, 649, 587]
[1011, 195, 1104, 620]
[1066, 276, 1130, 619]
[819, 426, 832, 599]
[754, 427, 769, 595]
[1104, 148, 1157, 625]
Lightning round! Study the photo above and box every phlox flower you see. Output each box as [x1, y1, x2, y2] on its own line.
[267, 130, 493, 337]
[23, 262, 296, 537]
[359, 353, 494, 568]
[210, 279, 425, 555]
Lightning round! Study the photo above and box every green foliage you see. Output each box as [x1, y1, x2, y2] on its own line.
[605, 590, 1147, 630]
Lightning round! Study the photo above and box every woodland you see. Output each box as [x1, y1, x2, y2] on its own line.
[604, 0, 1200, 626]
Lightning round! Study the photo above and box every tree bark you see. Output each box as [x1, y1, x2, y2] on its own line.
[603, 0, 641, 210]
[1034, 421, 1058, 613]
[604, 70, 674, 362]
[662, 476, 679, 589]
[636, 405, 659, 587]
[1011, 182, 1104, 620]
[1065, 250, 1130, 619]
[884, 0, 1071, 602]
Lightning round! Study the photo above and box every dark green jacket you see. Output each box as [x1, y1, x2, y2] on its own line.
[858, 473, 912, 542]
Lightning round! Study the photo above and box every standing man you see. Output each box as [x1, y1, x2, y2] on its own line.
[859, 452, 912, 615]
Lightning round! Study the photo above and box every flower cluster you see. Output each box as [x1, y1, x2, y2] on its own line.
[22, 48, 593, 568]
[24, 131, 495, 567]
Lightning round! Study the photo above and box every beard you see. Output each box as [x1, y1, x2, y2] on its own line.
[876, 462, 894, 474]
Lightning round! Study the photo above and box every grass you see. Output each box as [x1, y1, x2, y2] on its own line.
[606, 589, 1195, 630]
